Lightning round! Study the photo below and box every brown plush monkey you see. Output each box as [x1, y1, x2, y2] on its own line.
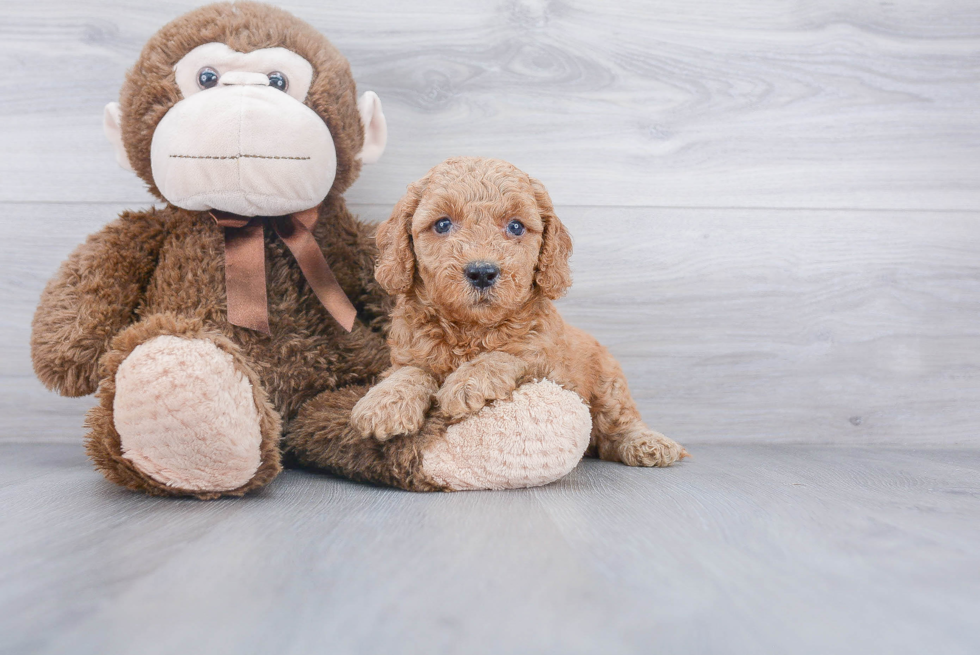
[31, 2, 592, 498]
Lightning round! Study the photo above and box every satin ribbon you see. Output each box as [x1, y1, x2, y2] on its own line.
[210, 206, 357, 335]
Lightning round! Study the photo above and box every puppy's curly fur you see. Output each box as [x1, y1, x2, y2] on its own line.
[352, 157, 686, 467]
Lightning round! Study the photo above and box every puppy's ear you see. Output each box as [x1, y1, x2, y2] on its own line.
[531, 177, 573, 299]
[375, 178, 427, 294]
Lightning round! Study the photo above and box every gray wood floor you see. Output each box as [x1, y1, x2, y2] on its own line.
[1, 1, 978, 653]
[1, 443, 978, 655]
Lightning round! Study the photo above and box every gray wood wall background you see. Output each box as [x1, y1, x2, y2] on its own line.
[1, 0, 978, 446]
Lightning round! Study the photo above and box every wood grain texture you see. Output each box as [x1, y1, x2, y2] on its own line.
[0, 0, 978, 208]
[5, 202, 978, 445]
[1, 442, 977, 655]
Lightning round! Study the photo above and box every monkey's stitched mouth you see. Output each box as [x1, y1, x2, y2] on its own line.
[169, 154, 311, 161]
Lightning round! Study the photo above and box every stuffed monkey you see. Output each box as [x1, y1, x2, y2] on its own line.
[31, 2, 591, 498]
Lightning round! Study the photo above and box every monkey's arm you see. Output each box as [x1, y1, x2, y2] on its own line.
[31, 209, 168, 397]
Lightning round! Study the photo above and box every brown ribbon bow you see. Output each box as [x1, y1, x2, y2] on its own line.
[210, 205, 357, 335]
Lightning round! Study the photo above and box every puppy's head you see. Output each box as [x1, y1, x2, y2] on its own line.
[376, 157, 572, 322]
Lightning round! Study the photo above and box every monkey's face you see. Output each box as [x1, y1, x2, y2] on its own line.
[104, 3, 387, 217]
[148, 43, 336, 217]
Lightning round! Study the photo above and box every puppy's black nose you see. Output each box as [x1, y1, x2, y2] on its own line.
[464, 261, 500, 290]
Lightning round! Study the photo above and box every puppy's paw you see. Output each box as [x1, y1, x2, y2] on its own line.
[350, 368, 436, 441]
[435, 378, 487, 420]
[436, 371, 519, 421]
[351, 387, 428, 441]
[618, 430, 688, 467]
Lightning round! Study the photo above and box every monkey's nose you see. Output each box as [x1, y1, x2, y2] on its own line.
[464, 261, 500, 290]
[219, 71, 271, 86]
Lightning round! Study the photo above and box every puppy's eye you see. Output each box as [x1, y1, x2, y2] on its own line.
[197, 67, 219, 89]
[433, 217, 453, 234]
[506, 219, 526, 237]
[267, 71, 288, 92]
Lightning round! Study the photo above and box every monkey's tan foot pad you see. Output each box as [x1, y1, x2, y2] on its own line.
[422, 380, 592, 491]
[113, 336, 263, 492]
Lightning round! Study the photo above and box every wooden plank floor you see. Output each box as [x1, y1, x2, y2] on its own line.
[1, 442, 978, 655]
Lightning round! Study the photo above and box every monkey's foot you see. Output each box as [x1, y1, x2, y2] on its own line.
[113, 336, 267, 493]
[421, 380, 592, 491]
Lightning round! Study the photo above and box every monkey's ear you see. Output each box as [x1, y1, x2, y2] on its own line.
[531, 177, 573, 300]
[375, 178, 426, 295]
[103, 102, 134, 172]
[356, 91, 387, 165]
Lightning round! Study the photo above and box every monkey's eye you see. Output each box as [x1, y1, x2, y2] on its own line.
[197, 67, 219, 89]
[506, 219, 526, 237]
[433, 217, 453, 234]
[267, 71, 288, 92]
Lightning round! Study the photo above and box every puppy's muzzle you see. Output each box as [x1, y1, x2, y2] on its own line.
[464, 261, 500, 290]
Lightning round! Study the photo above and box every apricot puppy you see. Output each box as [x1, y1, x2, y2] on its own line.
[351, 157, 686, 467]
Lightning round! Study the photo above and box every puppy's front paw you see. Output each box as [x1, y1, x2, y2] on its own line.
[436, 371, 518, 420]
[350, 381, 432, 441]
[618, 430, 688, 467]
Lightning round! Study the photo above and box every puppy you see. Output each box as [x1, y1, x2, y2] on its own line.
[351, 157, 686, 468]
